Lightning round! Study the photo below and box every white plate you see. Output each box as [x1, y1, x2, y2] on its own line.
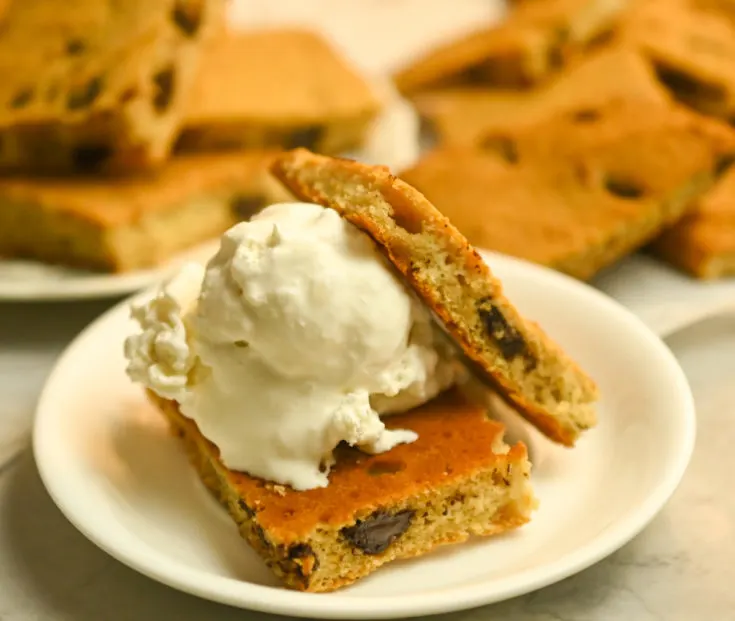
[0, 242, 220, 302]
[33, 251, 695, 619]
[593, 254, 735, 338]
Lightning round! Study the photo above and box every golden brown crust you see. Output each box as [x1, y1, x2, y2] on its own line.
[400, 148, 616, 276]
[484, 98, 735, 276]
[185, 29, 380, 126]
[401, 99, 735, 281]
[413, 46, 670, 147]
[270, 148, 599, 446]
[0, 151, 279, 227]
[0, 151, 288, 272]
[179, 29, 380, 154]
[151, 389, 535, 592]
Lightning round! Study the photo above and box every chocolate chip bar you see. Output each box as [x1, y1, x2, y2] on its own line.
[652, 163, 735, 279]
[0, 151, 289, 272]
[413, 46, 670, 147]
[619, 0, 735, 119]
[392, 0, 625, 95]
[178, 29, 381, 155]
[152, 389, 536, 592]
[0, 0, 226, 174]
[401, 99, 735, 281]
[271, 148, 599, 447]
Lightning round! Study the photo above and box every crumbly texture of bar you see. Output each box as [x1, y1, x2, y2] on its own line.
[0, 0, 226, 174]
[413, 46, 670, 147]
[618, 0, 735, 119]
[271, 148, 599, 446]
[0, 151, 289, 272]
[151, 390, 536, 592]
[392, 0, 625, 94]
[178, 29, 381, 155]
[652, 164, 735, 279]
[402, 99, 735, 281]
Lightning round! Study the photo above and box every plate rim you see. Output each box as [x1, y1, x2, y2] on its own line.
[0, 241, 221, 302]
[0, 263, 173, 302]
[32, 251, 697, 619]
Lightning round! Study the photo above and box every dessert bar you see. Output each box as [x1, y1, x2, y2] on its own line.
[0, 151, 287, 272]
[272, 148, 600, 446]
[153, 389, 536, 592]
[0, 0, 226, 174]
[179, 30, 381, 155]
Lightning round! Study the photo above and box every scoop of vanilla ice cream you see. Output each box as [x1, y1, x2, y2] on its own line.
[197, 203, 420, 386]
[125, 202, 458, 490]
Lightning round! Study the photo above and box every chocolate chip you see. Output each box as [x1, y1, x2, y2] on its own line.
[547, 27, 569, 70]
[341, 510, 414, 555]
[588, 27, 614, 50]
[171, 1, 202, 37]
[476, 299, 526, 359]
[230, 194, 266, 220]
[119, 87, 137, 104]
[656, 66, 727, 102]
[152, 67, 175, 113]
[288, 543, 313, 559]
[463, 63, 491, 85]
[253, 523, 270, 549]
[547, 44, 565, 71]
[237, 499, 255, 518]
[481, 135, 518, 164]
[280, 543, 320, 581]
[715, 154, 735, 176]
[570, 108, 599, 123]
[66, 38, 86, 55]
[286, 126, 324, 150]
[67, 76, 103, 110]
[656, 67, 695, 95]
[524, 356, 538, 372]
[604, 177, 645, 200]
[71, 144, 112, 172]
[367, 460, 405, 476]
[9, 88, 33, 109]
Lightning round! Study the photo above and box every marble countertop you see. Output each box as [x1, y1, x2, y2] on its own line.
[0, 297, 733, 621]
